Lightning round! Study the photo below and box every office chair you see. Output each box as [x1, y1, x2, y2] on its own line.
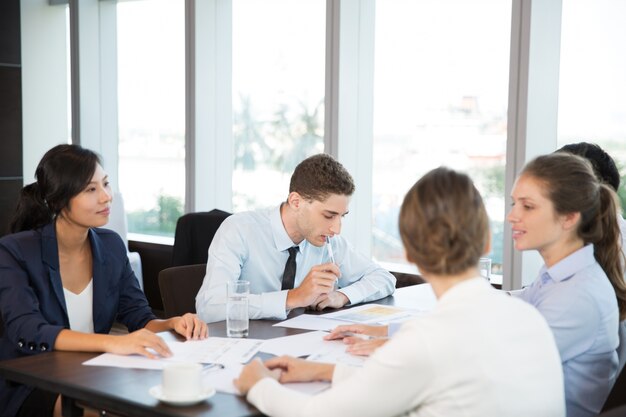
[171, 209, 232, 266]
[158, 263, 207, 318]
[106, 192, 144, 290]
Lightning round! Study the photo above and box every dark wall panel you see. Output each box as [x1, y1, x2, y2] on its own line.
[0, 0, 21, 65]
[0, 66, 22, 178]
[0, 179, 22, 235]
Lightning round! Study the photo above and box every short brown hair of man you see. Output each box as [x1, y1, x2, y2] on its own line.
[289, 153, 355, 202]
[399, 167, 489, 276]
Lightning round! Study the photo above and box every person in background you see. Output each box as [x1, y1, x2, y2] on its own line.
[329, 143, 626, 359]
[234, 167, 565, 417]
[508, 152, 626, 417]
[195, 153, 396, 323]
[0, 144, 208, 417]
[557, 142, 626, 247]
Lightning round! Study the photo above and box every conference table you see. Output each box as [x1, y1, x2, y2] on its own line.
[0, 284, 436, 417]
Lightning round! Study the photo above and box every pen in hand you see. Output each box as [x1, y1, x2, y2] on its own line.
[326, 236, 338, 290]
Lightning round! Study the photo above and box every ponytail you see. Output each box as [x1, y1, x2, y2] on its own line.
[9, 183, 54, 233]
[593, 185, 626, 320]
[523, 153, 626, 320]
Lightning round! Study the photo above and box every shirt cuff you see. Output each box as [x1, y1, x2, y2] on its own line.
[259, 290, 289, 320]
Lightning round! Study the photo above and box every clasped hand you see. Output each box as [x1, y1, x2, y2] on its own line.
[286, 263, 348, 310]
[234, 356, 334, 395]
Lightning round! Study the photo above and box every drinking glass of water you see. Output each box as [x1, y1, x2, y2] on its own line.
[478, 257, 492, 282]
[227, 280, 249, 338]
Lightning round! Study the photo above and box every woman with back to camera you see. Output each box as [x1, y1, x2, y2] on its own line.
[0, 144, 208, 417]
[508, 152, 626, 417]
[234, 167, 565, 417]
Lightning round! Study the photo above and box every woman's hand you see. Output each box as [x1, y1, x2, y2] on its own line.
[234, 358, 281, 395]
[344, 337, 388, 356]
[324, 324, 388, 341]
[263, 356, 335, 384]
[170, 313, 209, 340]
[105, 328, 172, 359]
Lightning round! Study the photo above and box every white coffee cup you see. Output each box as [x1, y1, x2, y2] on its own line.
[162, 362, 202, 400]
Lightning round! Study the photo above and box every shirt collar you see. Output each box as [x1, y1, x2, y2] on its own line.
[270, 204, 302, 252]
[541, 244, 596, 283]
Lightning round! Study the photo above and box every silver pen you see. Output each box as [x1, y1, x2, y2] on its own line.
[326, 236, 338, 290]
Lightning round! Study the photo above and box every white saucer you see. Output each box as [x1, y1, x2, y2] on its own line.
[149, 385, 216, 406]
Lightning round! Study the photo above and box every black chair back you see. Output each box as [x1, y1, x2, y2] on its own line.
[171, 209, 231, 266]
[158, 264, 207, 318]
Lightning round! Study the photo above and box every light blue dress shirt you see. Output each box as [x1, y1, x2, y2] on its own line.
[196, 205, 396, 323]
[514, 244, 619, 417]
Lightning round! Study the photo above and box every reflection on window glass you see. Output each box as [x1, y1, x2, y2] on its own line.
[372, 0, 512, 273]
[557, 0, 626, 215]
[117, 0, 185, 237]
[232, 0, 325, 212]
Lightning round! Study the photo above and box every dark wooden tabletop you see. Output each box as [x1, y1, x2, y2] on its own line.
[0, 284, 435, 417]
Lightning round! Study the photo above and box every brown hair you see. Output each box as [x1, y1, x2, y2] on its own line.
[399, 167, 489, 276]
[522, 153, 626, 320]
[289, 153, 355, 202]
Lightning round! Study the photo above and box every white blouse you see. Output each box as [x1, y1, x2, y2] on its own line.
[247, 278, 565, 417]
[63, 279, 95, 333]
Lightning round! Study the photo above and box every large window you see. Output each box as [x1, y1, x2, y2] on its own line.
[232, 0, 326, 212]
[371, 0, 512, 273]
[117, 0, 185, 237]
[557, 0, 626, 213]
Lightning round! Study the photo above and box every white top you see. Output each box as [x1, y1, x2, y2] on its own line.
[247, 278, 565, 417]
[62, 279, 95, 333]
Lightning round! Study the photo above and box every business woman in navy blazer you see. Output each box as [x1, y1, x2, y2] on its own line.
[0, 144, 208, 417]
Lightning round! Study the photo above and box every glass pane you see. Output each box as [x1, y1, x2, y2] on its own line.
[557, 0, 626, 215]
[117, 0, 185, 237]
[232, 0, 326, 212]
[372, 0, 512, 274]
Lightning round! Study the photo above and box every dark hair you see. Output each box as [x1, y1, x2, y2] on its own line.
[557, 142, 620, 191]
[522, 153, 626, 320]
[10, 144, 101, 233]
[289, 153, 355, 202]
[399, 167, 489, 276]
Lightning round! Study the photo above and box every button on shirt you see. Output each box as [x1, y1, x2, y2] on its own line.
[195, 205, 396, 322]
[513, 244, 619, 417]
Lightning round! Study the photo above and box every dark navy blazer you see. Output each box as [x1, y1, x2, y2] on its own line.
[0, 223, 156, 417]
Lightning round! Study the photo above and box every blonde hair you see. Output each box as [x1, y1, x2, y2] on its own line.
[399, 167, 489, 276]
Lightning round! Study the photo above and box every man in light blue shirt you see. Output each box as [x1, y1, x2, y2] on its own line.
[196, 154, 396, 323]
[513, 244, 619, 417]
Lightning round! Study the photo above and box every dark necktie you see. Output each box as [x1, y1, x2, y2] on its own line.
[281, 246, 299, 290]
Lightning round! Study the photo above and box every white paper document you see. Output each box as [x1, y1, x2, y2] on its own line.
[273, 314, 345, 331]
[321, 304, 421, 325]
[83, 337, 263, 370]
[204, 362, 329, 396]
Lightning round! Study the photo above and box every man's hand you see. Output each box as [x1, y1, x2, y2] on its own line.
[286, 263, 340, 309]
[234, 358, 281, 395]
[263, 356, 335, 383]
[309, 291, 349, 310]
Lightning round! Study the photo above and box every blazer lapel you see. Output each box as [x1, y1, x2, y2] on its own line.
[89, 229, 109, 332]
[41, 223, 68, 319]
